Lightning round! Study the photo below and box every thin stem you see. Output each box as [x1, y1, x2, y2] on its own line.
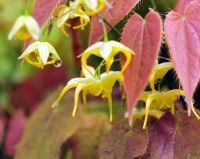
[94, 58, 121, 79]
[158, 56, 171, 61]
[150, 0, 157, 10]
[97, 14, 108, 41]
[97, 14, 121, 36]
[41, 9, 72, 38]
[24, 0, 33, 14]
[95, 60, 105, 79]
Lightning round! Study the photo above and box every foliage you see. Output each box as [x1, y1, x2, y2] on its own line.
[1, 0, 200, 158]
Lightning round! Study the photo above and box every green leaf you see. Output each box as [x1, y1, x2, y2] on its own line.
[14, 92, 80, 159]
[70, 114, 111, 159]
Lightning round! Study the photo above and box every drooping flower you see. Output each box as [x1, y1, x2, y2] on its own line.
[54, 5, 90, 37]
[8, 15, 40, 41]
[70, 0, 107, 16]
[19, 41, 62, 68]
[149, 62, 173, 90]
[140, 89, 200, 129]
[80, 41, 134, 77]
[51, 66, 123, 122]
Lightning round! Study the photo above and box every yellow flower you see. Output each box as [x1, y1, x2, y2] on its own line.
[125, 108, 164, 126]
[54, 5, 90, 37]
[51, 66, 123, 122]
[140, 89, 200, 129]
[70, 0, 107, 16]
[149, 62, 173, 90]
[19, 41, 62, 68]
[81, 41, 134, 77]
[8, 15, 40, 41]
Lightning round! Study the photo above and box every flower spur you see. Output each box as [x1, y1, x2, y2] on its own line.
[54, 5, 90, 37]
[149, 61, 173, 90]
[51, 66, 123, 122]
[139, 62, 200, 129]
[80, 41, 134, 77]
[19, 41, 62, 68]
[140, 89, 200, 129]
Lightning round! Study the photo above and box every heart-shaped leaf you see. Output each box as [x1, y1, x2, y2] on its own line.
[174, 110, 200, 159]
[99, 120, 148, 159]
[33, 0, 66, 27]
[121, 9, 162, 122]
[89, 0, 140, 45]
[149, 112, 176, 159]
[174, 0, 200, 14]
[164, 1, 200, 114]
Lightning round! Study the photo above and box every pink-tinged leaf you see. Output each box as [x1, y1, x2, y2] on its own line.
[174, 0, 200, 14]
[99, 120, 148, 159]
[121, 10, 162, 122]
[89, 0, 140, 45]
[164, 1, 200, 114]
[0, 115, 5, 145]
[149, 112, 176, 159]
[68, 21, 84, 66]
[5, 110, 26, 156]
[33, 0, 66, 27]
[174, 110, 200, 159]
[10, 66, 68, 113]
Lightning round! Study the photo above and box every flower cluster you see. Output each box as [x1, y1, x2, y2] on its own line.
[52, 41, 134, 122]
[8, 0, 134, 123]
[53, 0, 107, 36]
[137, 62, 200, 129]
[8, 1, 108, 68]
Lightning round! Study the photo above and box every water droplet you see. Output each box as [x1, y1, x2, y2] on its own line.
[54, 59, 62, 67]
[52, 108, 58, 113]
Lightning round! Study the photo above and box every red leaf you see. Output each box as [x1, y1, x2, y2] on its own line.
[99, 120, 148, 159]
[33, 0, 66, 27]
[5, 110, 26, 156]
[149, 112, 176, 159]
[174, 110, 200, 159]
[0, 115, 5, 145]
[89, 0, 140, 45]
[174, 0, 200, 14]
[164, 1, 200, 114]
[121, 10, 162, 122]
[10, 66, 68, 113]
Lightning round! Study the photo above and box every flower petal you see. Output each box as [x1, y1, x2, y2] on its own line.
[24, 16, 40, 40]
[99, 42, 112, 60]
[109, 41, 134, 54]
[67, 77, 91, 85]
[8, 16, 25, 40]
[18, 41, 40, 59]
[38, 43, 49, 64]
[82, 65, 96, 78]
[43, 42, 61, 59]
[84, 0, 98, 10]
